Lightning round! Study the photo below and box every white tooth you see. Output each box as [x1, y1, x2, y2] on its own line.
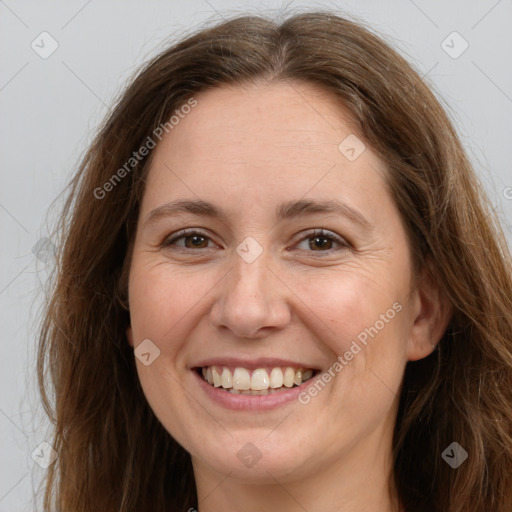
[212, 366, 222, 387]
[229, 389, 240, 394]
[206, 367, 213, 385]
[233, 367, 251, 390]
[202, 367, 207, 379]
[283, 367, 295, 387]
[294, 370, 302, 386]
[251, 368, 270, 390]
[302, 369, 313, 381]
[221, 367, 232, 388]
[269, 367, 284, 388]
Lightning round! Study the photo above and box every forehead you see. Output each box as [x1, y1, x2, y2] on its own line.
[141, 81, 389, 221]
[163, 81, 362, 162]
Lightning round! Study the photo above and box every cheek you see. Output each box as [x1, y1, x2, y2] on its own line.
[128, 261, 210, 343]
[127, 263, 205, 435]
[295, 267, 402, 346]
[295, 266, 410, 393]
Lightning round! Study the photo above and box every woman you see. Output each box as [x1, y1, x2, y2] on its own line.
[37, 10, 512, 512]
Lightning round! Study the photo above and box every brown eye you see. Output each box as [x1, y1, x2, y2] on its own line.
[182, 234, 209, 249]
[308, 234, 335, 251]
[295, 229, 349, 254]
[163, 230, 214, 250]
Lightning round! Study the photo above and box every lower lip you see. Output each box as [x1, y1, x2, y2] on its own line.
[193, 370, 318, 411]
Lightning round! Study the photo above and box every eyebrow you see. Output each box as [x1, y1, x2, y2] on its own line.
[144, 198, 372, 230]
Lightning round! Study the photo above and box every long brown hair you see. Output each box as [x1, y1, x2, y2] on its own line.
[37, 10, 512, 512]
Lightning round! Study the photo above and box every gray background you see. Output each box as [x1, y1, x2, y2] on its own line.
[1, 0, 511, 509]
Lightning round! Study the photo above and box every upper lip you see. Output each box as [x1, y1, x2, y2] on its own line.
[192, 357, 320, 371]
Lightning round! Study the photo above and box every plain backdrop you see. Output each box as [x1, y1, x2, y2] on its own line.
[1, 0, 511, 509]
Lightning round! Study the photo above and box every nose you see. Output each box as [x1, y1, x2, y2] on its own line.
[209, 248, 292, 339]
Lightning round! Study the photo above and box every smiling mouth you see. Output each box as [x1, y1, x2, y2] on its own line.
[196, 365, 318, 395]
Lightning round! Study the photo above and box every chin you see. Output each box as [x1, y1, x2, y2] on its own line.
[189, 434, 316, 483]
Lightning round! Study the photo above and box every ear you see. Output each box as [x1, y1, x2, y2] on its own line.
[406, 260, 453, 361]
[126, 326, 134, 347]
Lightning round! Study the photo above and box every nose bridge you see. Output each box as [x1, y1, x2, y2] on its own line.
[232, 246, 272, 299]
[210, 242, 291, 338]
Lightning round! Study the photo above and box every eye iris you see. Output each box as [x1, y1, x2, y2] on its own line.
[185, 235, 208, 249]
[310, 235, 332, 251]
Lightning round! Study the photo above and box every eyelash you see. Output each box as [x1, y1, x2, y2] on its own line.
[162, 228, 350, 255]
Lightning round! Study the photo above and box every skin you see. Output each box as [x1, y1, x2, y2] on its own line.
[126, 81, 451, 512]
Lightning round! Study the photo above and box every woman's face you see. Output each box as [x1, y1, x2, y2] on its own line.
[126, 81, 437, 486]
